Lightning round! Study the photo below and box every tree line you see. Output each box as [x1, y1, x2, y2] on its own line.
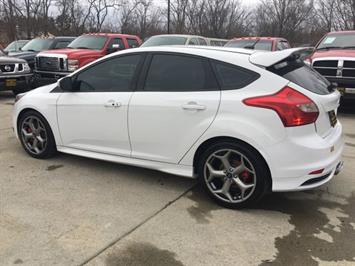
[1, 0, 355, 46]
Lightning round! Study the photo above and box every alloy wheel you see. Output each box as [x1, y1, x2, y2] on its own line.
[204, 149, 256, 203]
[21, 116, 48, 155]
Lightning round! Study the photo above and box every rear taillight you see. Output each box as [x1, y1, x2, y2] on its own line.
[243, 86, 319, 127]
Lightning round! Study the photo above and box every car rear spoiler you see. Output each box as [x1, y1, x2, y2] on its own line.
[249, 47, 314, 68]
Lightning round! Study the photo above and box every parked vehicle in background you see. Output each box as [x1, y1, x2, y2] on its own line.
[13, 46, 343, 208]
[207, 38, 229, 47]
[308, 30, 355, 103]
[4, 40, 29, 53]
[141, 34, 209, 47]
[225, 37, 291, 51]
[34, 33, 142, 86]
[0, 49, 32, 95]
[9, 37, 76, 70]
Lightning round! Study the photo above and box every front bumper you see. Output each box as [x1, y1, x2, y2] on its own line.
[0, 74, 33, 91]
[267, 123, 344, 192]
[34, 70, 71, 87]
[326, 77, 355, 100]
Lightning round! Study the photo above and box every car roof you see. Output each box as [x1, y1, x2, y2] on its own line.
[327, 30, 355, 35]
[231, 37, 286, 41]
[84, 33, 139, 38]
[149, 34, 206, 39]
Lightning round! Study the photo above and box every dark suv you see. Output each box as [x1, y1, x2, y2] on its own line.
[9, 36, 75, 70]
[0, 49, 32, 95]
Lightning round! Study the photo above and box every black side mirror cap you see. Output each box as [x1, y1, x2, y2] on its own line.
[59, 76, 74, 91]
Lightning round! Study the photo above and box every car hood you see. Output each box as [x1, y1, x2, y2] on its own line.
[311, 49, 355, 60]
[39, 48, 101, 58]
[0, 56, 26, 64]
[10, 51, 38, 60]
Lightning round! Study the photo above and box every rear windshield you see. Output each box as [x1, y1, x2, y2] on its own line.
[268, 59, 333, 95]
[225, 39, 273, 51]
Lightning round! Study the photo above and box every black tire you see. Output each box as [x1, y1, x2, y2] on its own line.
[18, 110, 57, 159]
[197, 141, 271, 209]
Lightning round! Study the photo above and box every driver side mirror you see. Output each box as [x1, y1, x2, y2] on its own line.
[59, 76, 75, 92]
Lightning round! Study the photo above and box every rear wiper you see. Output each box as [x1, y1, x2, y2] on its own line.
[23, 49, 38, 52]
[342, 46, 355, 49]
[73, 47, 90, 49]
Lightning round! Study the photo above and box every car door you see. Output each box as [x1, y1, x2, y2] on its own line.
[57, 54, 144, 156]
[128, 53, 221, 163]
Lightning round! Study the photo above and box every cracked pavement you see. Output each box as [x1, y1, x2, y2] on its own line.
[0, 91, 354, 266]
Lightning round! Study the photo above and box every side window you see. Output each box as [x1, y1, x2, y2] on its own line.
[277, 41, 289, 50]
[108, 38, 124, 50]
[212, 61, 260, 90]
[198, 38, 208, 46]
[188, 38, 199, 45]
[74, 55, 141, 92]
[144, 54, 217, 92]
[127, 38, 139, 48]
[54, 41, 70, 49]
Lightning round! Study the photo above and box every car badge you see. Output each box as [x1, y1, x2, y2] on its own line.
[4, 65, 12, 72]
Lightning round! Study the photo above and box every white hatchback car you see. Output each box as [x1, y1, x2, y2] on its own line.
[13, 46, 344, 208]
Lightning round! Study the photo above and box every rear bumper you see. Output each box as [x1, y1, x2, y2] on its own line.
[34, 70, 71, 86]
[0, 74, 33, 91]
[267, 123, 344, 192]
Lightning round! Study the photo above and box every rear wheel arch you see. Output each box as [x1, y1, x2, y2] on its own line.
[193, 136, 272, 190]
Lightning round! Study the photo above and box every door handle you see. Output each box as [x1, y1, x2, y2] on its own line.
[105, 100, 122, 108]
[182, 101, 206, 111]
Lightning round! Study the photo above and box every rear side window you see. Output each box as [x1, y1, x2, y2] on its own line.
[198, 38, 208, 46]
[127, 38, 139, 48]
[268, 60, 332, 95]
[144, 54, 217, 91]
[212, 61, 260, 90]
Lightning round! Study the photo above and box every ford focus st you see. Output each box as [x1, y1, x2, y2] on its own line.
[13, 46, 344, 208]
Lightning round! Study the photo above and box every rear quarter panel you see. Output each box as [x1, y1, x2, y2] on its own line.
[179, 66, 289, 171]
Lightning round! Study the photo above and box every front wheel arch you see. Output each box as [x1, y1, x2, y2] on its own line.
[193, 136, 272, 191]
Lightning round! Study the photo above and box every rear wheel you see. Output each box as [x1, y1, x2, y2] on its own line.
[18, 111, 57, 159]
[197, 141, 270, 209]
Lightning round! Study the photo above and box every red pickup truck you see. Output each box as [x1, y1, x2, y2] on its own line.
[225, 37, 291, 51]
[34, 33, 141, 86]
[308, 30, 355, 103]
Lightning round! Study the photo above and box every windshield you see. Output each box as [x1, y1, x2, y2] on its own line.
[141, 36, 188, 47]
[0, 49, 4, 56]
[4, 41, 28, 52]
[21, 39, 53, 52]
[268, 59, 332, 95]
[317, 33, 355, 50]
[68, 35, 108, 50]
[225, 39, 273, 51]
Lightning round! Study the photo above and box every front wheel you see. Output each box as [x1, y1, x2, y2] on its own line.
[18, 111, 57, 159]
[197, 141, 270, 209]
